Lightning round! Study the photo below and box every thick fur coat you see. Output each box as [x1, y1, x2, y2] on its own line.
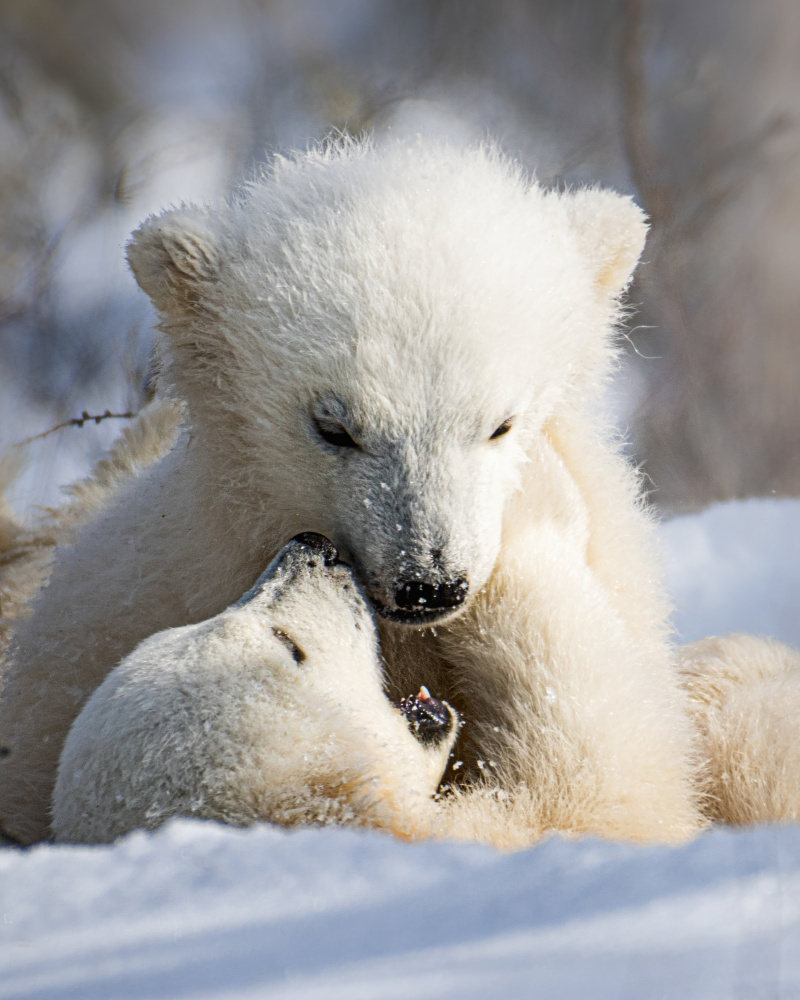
[1, 138, 797, 846]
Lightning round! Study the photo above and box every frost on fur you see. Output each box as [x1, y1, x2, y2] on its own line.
[2, 138, 791, 848]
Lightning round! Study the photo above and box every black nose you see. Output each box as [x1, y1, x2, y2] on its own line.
[394, 577, 469, 611]
[290, 533, 340, 566]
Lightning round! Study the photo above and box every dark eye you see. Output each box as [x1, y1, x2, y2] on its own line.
[490, 418, 514, 440]
[314, 417, 359, 449]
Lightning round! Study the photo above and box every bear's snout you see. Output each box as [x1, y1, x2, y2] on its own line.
[235, 533, 353, 611]
[290, 532, 341, 567]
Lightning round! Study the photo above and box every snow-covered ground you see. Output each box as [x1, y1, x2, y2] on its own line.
[2, 819, 800, 1000]
[661, 497, 800, 648]
[1, 498, 799, 999]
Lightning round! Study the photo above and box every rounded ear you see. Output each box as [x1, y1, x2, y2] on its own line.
[562, 189, 649, 297]
[126, 208, 220, 315]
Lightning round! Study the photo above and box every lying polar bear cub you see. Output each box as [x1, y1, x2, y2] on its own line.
[52, 534, 457, 844]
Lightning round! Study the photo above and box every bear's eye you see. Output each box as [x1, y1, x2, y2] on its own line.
[490, 418, 514, 440]
[314, 417, 359, 450]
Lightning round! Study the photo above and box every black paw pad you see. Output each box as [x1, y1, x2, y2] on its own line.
[398, 686, 454, 746]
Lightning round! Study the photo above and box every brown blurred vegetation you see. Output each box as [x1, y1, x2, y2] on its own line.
[0, 0, 798, 513]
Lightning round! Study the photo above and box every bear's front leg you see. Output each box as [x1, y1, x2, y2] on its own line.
[435, 430, 704, 844]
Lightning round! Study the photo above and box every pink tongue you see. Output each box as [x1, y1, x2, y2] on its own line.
[417, 686, 431, 702]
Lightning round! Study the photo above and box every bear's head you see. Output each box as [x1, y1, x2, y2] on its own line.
[53, 532, 459, 842]
[127, 139, 646, 625]
[225, 532, 460, 827]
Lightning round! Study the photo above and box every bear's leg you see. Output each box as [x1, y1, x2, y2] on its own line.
[434, 433, 703, 844]
[680, 633, 800, 824]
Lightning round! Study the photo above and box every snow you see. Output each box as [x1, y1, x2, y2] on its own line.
[1, 497, 799, 999]
[3, 820, 800, 999]
[661, 497, 800, 647]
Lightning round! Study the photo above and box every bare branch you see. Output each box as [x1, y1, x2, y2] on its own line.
[14, 411, 136, 448]
[618, 0, 671, 226]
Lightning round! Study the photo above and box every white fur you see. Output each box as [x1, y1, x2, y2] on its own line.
[53, 538, 456, 844]
[1, 138, 706, 845]
[680, 633, 800, 824]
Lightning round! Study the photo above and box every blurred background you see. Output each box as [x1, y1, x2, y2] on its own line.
[1, 0, 798, 516]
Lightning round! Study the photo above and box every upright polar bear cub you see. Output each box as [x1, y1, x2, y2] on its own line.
[2, 137, 798, 847]
[53, 534, 457, 844]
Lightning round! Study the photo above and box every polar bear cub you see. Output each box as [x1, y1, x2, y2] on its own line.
[1, 139, 700, 846]
[52, 534, 457, 844]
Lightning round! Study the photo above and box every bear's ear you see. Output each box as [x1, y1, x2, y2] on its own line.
[126, 208, 220, 316]
[562, 189, 648, 297]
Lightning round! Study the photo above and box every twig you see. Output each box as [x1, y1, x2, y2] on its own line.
[13, 410, 135, 447]
[618, 0, 671, 227]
